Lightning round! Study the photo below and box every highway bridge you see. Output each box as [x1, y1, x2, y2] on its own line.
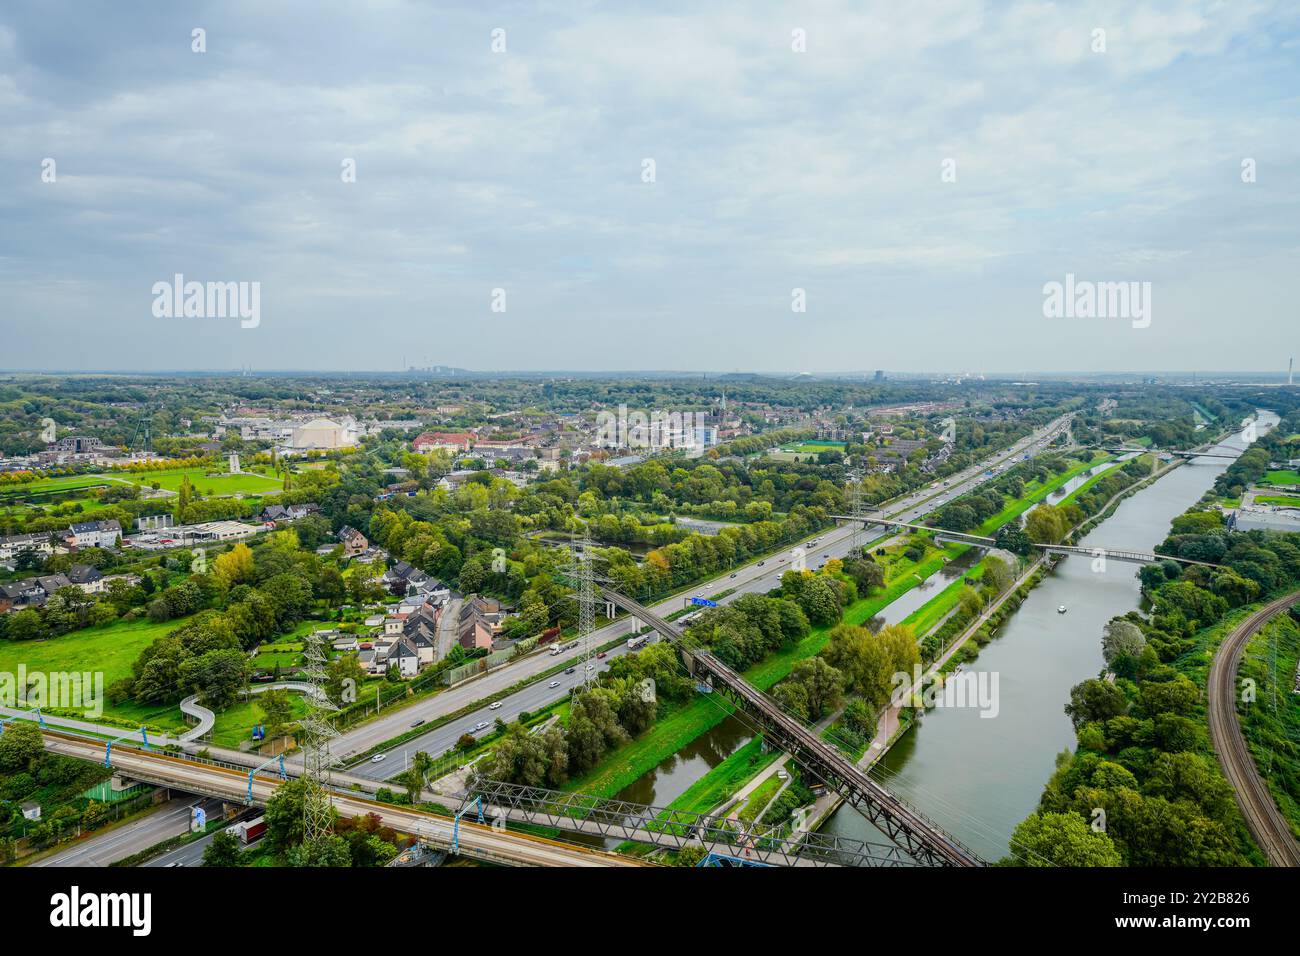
[829, 516, 1222, 568]
[602, 588, 984, 867]
[37, 728, 645, 868]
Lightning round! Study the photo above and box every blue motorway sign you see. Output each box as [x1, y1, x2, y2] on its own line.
[689, 597, 717, 608]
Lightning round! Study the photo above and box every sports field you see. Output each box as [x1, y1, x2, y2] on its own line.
[1, 465, 281, 501]
[1262, 470, 1300, 487]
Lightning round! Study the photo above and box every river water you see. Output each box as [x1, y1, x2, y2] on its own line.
[821, 411, 1278, 861]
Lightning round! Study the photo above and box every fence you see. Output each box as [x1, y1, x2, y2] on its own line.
[445, 647, 515, 686]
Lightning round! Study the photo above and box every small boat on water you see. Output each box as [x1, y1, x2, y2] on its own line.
[1058, 605, 1068, 614]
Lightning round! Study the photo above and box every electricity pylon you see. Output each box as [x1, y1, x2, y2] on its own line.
[847, 473, 868, 559]
[299, 631, 339, 844]
[564, 527, 608, 693]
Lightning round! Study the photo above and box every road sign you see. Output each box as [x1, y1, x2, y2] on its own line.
[689, 597, 717, 608]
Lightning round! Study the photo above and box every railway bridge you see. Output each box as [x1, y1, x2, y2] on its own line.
[602, 588, 984, 867]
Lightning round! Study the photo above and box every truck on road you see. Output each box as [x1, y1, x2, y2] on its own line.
[233, 816, 266, 845]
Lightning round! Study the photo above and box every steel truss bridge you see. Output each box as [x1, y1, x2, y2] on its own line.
[829, 516, 1222, 568]
[602, 588, 984, 867]
[461, 779, 919, 867]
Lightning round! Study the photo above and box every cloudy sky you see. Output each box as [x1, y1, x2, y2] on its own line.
[1, 1, 1297, 374]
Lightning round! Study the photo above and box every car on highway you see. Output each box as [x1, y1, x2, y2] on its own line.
[565, 667, 576, 674]
[488, 701, 502, 710]
[729, 573, 737, 578]
[410, 719, 425, 728]
[548, 680, 561, 688]
[585, 664, 595, 672]
[370, 754, 387, 763]
[596, 651, 607, 659]
[473, 721, 490, 732]
[757, 560, 765, 566]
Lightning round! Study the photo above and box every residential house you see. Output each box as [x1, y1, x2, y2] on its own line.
[458, 595, 506, 652]
[66, 519, 122, 549]
[383, 559, 428, 594]
[385, 637, 420, 677]
[67, 564, 105, 594]
[0, 532, 57, 562]
[337, 525, 369, 559]
[259, 503, 321, 524]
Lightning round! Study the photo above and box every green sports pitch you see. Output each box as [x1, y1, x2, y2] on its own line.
[777, 440, 847, 453]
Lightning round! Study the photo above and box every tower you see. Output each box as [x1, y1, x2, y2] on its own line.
[299, 631, 339, 843]
[847, 474, 868, 558]
[564, 528, 605, 693]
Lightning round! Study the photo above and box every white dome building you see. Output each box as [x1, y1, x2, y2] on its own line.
[292, 417, 346, 450]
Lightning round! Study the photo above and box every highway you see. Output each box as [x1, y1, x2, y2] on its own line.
[344, 414, 1073, 780]
[38, 730, 646, 867]
[31, 797, 222, 867]
[1207, 590, 1300, 867]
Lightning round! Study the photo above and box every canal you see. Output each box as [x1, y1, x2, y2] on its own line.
[820, 412, 1278, 861]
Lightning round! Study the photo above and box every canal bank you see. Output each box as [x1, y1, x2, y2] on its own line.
[820, 413, 1279, 862]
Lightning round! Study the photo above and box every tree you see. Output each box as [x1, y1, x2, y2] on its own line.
[263, 778, 306, 853]
[202, 830, 244, 867]
[212, 543, 255, 588]
[1101, 619, 1147, 676]
[982, 556, 1013, 594]
[1006, 812, 1121, 866]
[1024, 505, 1068, 544]
[1064, 678, 1127, 729]
[0, 720, 43, 772]
[324, 653, 366, 706]
[181, 648, 250, 709]
[795, 575, 842, 626]
[287, 834, 351, 867]
[779, 657, 844, 720]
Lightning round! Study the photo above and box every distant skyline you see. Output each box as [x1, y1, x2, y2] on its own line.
[2, 2, 1298, 372]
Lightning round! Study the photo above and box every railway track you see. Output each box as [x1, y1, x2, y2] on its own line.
[1206, 592, 1300, 867]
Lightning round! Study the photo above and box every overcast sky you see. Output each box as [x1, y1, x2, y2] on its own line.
[1, 1, 1297, 374]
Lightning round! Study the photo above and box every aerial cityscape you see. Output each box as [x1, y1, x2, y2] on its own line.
[2, 0, 1297, 936]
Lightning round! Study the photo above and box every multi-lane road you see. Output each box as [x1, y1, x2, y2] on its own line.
[345, 414, 1073, 781]
[31, 797, 222, 867]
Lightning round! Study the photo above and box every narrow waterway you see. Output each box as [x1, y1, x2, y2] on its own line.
[821, 412, 1278, 861]
[613, 713, 752, 807]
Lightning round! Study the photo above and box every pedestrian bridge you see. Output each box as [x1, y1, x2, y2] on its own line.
[829, 516, 1221, 568]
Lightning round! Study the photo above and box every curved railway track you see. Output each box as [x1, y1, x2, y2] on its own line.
[1207, 592, 1300, 867]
